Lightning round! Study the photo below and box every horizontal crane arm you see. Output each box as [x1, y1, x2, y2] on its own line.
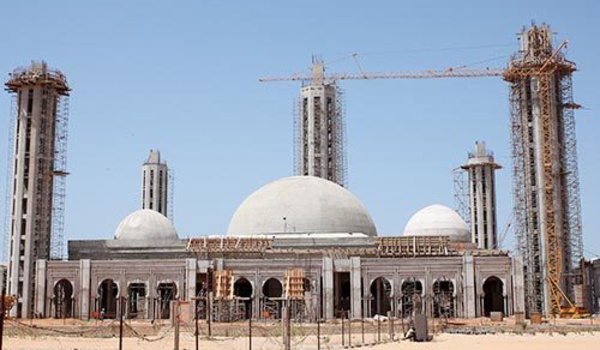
[259, 68, 505, 83]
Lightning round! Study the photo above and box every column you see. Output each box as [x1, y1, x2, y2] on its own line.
[34, 259, 47, 317]
[79, 259, 91, 319]
[462, 255, 476, 318]
[512, 255, 525, 315]
[322, 257, 334, 320]
[186, 258, 197, 301]
[350, 257, 362, 319]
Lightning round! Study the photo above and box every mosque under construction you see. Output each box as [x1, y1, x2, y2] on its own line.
[2, 23, 600, 323]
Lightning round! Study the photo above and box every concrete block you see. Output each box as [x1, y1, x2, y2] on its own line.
[490, 311, 503, 321]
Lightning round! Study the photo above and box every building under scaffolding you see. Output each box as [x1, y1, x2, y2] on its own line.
[504, 24, 584, 316]
[4, 61, 70, 318]
[460, 141, 502, 250]
[294, 57, 347, 187]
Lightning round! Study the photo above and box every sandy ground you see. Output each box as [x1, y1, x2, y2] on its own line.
[3, 332, 600, 350]
[3, 317, 599, 350]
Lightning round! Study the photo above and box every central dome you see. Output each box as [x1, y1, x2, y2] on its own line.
[115, 209, 179, 241]
[227, 176, 377, 236]
[403, 204, 470, 242]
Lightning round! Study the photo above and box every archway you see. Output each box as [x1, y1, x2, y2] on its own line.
[334, 272, 351, 316]
[234, 277, 253, 319]
[98, 279, 119, 319]
[400, 278, 423, 317]
[157, 282, 177, 319]
[433, 279, 454, 318]
[128, 282, 146, 319]
[370, 277, 392, 317]
[262, 278, 283, 319]
[483, 276, 504, 316]
[54, 279, 73, 318]
[262, 278, 282, 298]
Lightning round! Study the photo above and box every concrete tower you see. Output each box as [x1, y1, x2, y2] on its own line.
[4, 62, 70, 317]
[141, 150, 168, 217]
[296, 58, 346, 187]
[461, 141, 501, 249]
[504, 24, 584, 315]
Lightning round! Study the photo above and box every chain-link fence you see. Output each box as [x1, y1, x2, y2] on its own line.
[0, 315, 416, 350]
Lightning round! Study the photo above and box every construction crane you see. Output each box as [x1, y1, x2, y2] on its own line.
[259, 60, 504, 84]
[259, 59, 504, 189]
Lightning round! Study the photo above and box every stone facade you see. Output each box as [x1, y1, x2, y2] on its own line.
[37, 236, 525, 321]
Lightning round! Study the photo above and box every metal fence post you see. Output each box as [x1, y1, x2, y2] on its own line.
[119, 297, 124, 350]
[341, 311, 345, 347]
[174, 300, 180, 350]
[347, 310, 352, 347]
[0, 290, 5, 350]
[195, 299, 199, 350]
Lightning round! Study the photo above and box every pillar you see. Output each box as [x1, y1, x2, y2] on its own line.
[184, 258, 196, 323]
[34, 259, 47, 317]
[79, 259, 91, 319]
[323, 257, 334, 319]
[462, 255, 476, 318]
[350, 257, 362, 319]
[512, 255, 526, 315]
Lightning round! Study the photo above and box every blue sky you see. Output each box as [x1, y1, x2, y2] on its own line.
[1, 0, 599, 258]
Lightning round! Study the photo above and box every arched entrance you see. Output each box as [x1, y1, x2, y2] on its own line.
[98, 279, 119, 319]
[370, 277, 392, 317]
[54, 279, 74, 318]
[234, 277, 253, 319]
[483, 276, 504, 316]
[400, 278, 423, 318]
[127, 282, 146, 319]
[432, 278, 454, 318]
[262, 278, 283, 319]
[157, 282, 177, 319]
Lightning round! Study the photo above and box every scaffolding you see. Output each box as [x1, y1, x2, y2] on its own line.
[335, 86, 348, 187]
[168, 168, 175, 222]
[51, 95, 69, 260]
[2, 95, 17, 264]
[452, 167, 470, 225]
[504, 24, 583, 316]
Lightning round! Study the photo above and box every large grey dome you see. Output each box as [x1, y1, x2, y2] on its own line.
[115, 209, 178, 241]
[403, 204, 470, 242]
[227, 176, 377, 236]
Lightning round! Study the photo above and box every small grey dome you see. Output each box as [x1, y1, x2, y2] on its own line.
[403, 204, 470, 242]
[115, 209, 178, 241]
[227, 176, 377, 237]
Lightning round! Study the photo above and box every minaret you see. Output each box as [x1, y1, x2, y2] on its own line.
[296, 57, 346, 187]
[5, 62, 70, 317]
[461, 141, 501, 250]
[141, 150, 168, 217]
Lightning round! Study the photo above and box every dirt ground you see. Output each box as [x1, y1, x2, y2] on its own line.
[2, 317, 599, 350]
[3, 333, 599, 350]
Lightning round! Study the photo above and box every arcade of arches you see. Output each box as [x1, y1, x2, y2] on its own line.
[38, 256, 521, 321]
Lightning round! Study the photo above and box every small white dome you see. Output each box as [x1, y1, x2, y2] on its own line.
[227, 176, 377, 236]
[403, 204, 470, 242]
[115, 209, 178, 241]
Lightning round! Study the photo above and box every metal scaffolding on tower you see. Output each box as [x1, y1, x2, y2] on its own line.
[2, 95, 18, 263]
[503, 24, 584, 316]
[51, 94, 70, 260]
